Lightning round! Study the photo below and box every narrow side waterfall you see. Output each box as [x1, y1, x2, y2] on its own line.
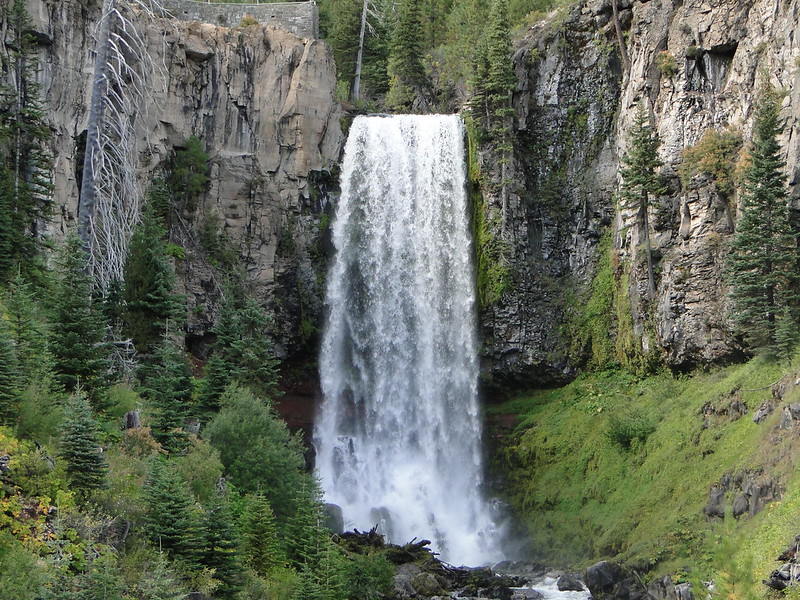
[315, 114, 502, 566]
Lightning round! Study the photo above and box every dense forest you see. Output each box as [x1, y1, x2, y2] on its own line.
[3, 0, 800, 597]
[0, 1, 400, 598]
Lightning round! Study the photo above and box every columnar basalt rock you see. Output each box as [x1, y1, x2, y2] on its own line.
[19, 0, 342, 359]
[480, 0, 800, 387]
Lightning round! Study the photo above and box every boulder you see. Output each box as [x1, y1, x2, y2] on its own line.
[731, 493, 749, 518]
[393, 563, 422, 599]
[789, 402, 800, 420]
[647, 575, 677, 600]
[752, 403, 772, 424]
[557, 574, 585, 591]
[512, 590, 544, 600]
[675, 582, 694, 600]
[411, 572, 446, 597]
[585, 561, 624, 594]
[703, 488, 726, 518]
[779, 407, 794, 430]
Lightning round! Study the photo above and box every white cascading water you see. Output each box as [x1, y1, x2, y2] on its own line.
[315, 114, 503, 566]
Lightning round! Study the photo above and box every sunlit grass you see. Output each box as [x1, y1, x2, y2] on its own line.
[493, 355, 800, 587]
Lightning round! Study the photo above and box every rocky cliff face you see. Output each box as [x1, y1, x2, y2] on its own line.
[24, 0, 342, 360]
[480, 0, 800, 387]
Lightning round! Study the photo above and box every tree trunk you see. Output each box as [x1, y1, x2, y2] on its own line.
[640, 192, 656, 299]
[611, 0, 630, 72]
[350, 0, 369, 102]
[78, 0, 116, 252]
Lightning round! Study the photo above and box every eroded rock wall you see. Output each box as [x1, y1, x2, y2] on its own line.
[23, 0, 342, 358]
[481, 0, 800, 387]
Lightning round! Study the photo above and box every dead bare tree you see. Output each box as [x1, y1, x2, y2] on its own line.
[351, 0, 380, 102]
[79, 0, 166, 291]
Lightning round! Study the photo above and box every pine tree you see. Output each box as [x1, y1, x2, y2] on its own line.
[0, 0, 53, 280]
[141, 336, 192, 453]
[201, 492, 244, 599]
[240, 493, 285, 577]
[0, 314, 20, 425]
[0, 169, 15, 280]
[76, 547, 124, 600]
[122, 180, 184, 354]
[205, 385, 306, 516]
[4, 272, 53, 382]
[49, 236, 110, 398]
[283, 479, 329, 568]
[726, 91, 798, 353]
[143, 458, 203, 568]
[620, 106, 666, 299]
[483, 0, 515, 139]
[385, 0, 429, 110]
[166, 137, 210, 213]
[59, 393, 108, 496]
[197, 291, 280, 412]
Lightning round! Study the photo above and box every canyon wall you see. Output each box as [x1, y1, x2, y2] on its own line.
[21, 0, 342, 359]
[480, 0, 800, 388]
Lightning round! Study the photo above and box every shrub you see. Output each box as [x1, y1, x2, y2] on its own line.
[240, 15, 259, 27]
[606, 409, 656, 449]
[655, 50, 678, 77]
[679, 128, 742, 196]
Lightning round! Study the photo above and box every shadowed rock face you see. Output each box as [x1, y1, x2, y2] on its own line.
[21, 0, 342, 359]
[479, 0, 800, 387]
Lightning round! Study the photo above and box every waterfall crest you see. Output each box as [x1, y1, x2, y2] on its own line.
[315, 114, 502, 566]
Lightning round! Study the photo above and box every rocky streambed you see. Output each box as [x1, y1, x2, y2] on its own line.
[341, 530, 693, 600]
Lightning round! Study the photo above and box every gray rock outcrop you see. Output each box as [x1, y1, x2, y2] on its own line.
[479, 0, 800, 386]
[21, 0, 342, 359]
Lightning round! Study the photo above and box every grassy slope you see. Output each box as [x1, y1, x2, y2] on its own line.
[491, 356, 800, 585]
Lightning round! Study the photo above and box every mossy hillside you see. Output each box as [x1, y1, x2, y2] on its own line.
[493, 356, 800, 582]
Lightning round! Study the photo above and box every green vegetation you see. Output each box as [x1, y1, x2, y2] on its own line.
[726, 90, 798, 355]
[318, 0, 577, 111]
[566, 233, 616, 368]
[679, 128, 742, 197]
[619, 106, 666, 300]
[494, 355, 800, 585]
[59, 393, 108, 497]
[49, 235, 111, 398]
[469, 0, 516, 144]
[0, 0, 52, 283]
[167, 136, 211, 214]
[385, 0, 429, 110]
[468, 124, 511, 307]
[654, 50, 678, 77]
[121, 180, 185, 354]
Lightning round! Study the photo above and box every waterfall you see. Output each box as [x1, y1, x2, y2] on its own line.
[314, 114, 502, 566]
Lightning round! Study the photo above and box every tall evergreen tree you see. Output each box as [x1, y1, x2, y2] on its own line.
[121, 180, 184, 354]
[49, 235, 110, 398]
[0, 0, 53, 280]
[201, 492, 244, 599]
[726, 91, 797, 353]
[0, 314, 20, 425]
[143, 459, 203, 568]
[59, 393, 108, 496]
[283, 479, 329, 568]
[385, 0, 429, 110]
[166, 137, 210, 214]
[474, 0, 515, 140]
[141, 336, 192, 453]
[4, 272, 53, 382]
[240, 493, 285, 577]
[620, 106, 666, 299]
[197, 291, 280, 412]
